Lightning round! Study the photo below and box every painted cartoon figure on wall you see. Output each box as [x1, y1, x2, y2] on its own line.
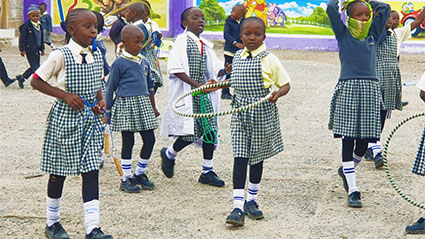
[267, 3, 287, 26]
[243, 0, 268, 24]
[400, 2, 425, 36]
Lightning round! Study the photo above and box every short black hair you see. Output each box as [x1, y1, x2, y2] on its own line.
[127, 2, 148, 18]
[65, 8, 93, 28]
[180, 7, 195, 29]
[39, 2, 47, 7]
[346, 1, 368, 17]
[92, 11, 104, 33]
[241, 17, 266, 34]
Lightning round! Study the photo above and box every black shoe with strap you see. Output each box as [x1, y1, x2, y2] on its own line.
[198, 171, 225, 187]
[347, 191, 362, 208]
[374, 153, 384, 169]
[160, 147, 175, 178]
[16, 75, 24, 89]
[119, 178, 140, 193]
[225, 208, 245, 227]
[338, 166, 348, 193]
[364, 148, 373, 161]
[85, 227, 113, 239]
[244, 200, 264, 220]
[45, 222, 70, 239]
[132, 173, 155, 190]
[406, 217, 425, 234]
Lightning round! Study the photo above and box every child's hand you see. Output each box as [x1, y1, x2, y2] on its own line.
[224, 63, 232, 75]
[201, 79, 219, 93]
[116, 42, 123, 56]
[92, 99, 106, 114]
[63, 93, 84, 110]
[269, 91, 279, 103]
[20, 51, 26, 57]
[41, 50, 45, 56]
[235, 43, 244, 49]
[153, 108, 160, 117]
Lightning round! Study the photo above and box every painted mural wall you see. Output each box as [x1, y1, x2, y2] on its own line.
[196, 0, 425, 39]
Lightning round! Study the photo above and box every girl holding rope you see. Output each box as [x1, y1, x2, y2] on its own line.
[160, 7, 230, 187]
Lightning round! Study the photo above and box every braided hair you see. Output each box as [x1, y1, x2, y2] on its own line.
[65, 8, 92, 28]
[180, 7, 195, 29]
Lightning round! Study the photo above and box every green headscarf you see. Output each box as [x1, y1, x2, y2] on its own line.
[342, 0, 373, 40]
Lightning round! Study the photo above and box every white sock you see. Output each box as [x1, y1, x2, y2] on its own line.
[202, 159, 213, 174]
[121, 159, 132, 181]
[353, 153, 362, 167]
[166, 146, 177, 160]
[135, 158, 149, 176]
[46, 197, 60, 227]
[342, 161, 358, 195]
[233, 189, 245, 211]
[84, 200, 100, 235]
[247, 182, 260, 202]
[370, 141, 382, 157]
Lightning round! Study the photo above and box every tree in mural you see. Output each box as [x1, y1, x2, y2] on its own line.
[294, 7, 329, 26]
[199, 0, 226, 24]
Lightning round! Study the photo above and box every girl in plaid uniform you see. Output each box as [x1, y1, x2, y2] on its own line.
[105, 25, 160, 193]
[365, 9, 425, 168]
[327, 0, 390, 208]
[160, 7, 230, 187]
[30, 9, 113, 239]
[223, 17, 291, 227]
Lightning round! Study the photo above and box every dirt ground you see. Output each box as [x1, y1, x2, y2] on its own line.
[1, 36, 425, 239]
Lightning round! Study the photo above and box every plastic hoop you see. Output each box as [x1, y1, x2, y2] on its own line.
[382, 112, 425, 209]
[172, 81, 272, 118]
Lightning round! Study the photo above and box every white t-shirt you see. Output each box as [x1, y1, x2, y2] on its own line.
[390, 24, 412, 56]
[416, 72, 425, 92]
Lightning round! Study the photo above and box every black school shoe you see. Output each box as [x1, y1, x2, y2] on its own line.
[374, 153, 384, 169]
[198, 171, 225, 187]
[244, 200, 264, 220]
[347, 191, 362, 208]
[1, 78, 15, 87]
[406, 217, 425, 234]
[119, 178, 140, 193]
[85, 227, 113, 239]
[364, 148, 373, 161]
[45, 222, 70, 239]
[225, 208, 245, 227]
[160, 147, 175, 178]
[338, 166, 348, 193]
[16, 75, 24, 89]
[132, 173, 155, 190]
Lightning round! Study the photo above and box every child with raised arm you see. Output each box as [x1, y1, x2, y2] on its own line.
[224, 17, 291, 227]
[105, 25, 159, 193]
[327, 0, 390, 208]
[30, 8, 113, 239]
[160, 7, 230, 186]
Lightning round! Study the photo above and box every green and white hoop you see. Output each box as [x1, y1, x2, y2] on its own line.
[172, 81, 272, 118]
[382, 112, 425, 209]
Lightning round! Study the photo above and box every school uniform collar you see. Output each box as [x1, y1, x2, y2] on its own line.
[387, 28, 394, 35]
[68, 39, 93, 56]
[122, 50, 142, 63]
[41, 11, 48, 16]
[132, 19, 145, 26]
[241, 43, 267, 59]
[31, 20, 41, 30]
[186, 30, 214, 49]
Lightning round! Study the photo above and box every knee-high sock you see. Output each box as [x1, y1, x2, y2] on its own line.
[342, 161, 358, 194]
[46, 197, 60, 226]
[84, 200, 99, 234]
[233, 189, 245, 211]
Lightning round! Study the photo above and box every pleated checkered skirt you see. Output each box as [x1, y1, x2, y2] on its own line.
[111, 95, 158, 132]
[412, 126, 425, 175]
[377, 33, 402, 111]
[328, 78, 382, 139]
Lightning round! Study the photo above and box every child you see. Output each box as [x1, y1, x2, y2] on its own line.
[109, 8, 128, 53]
[105, 25, 160, 193]
[222, 4, 246, 100]
[16, 4, 45, 89]
[123, 3, 150, 56]
[223, 17, 291, 227]
[160, 7, 230, 186]
[406, 72, 425, 234]
[140, 0, 164, 93]
[92, 11, 110, 77]
[327, 0, 390, 208]
[39, 2, 55, 50]
[30, 8, 113, 239]
[365, 9, 425, 168]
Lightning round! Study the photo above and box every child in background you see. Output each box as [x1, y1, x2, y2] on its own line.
[141, 0, 163, 93]
[327, 0, 390, 208]
[0, 6, 15, 87]
[222, 4, 246, 100]
[109, 7, 128, 54]
[406, 72, 425, 234]
[16, 4, 45, 89]
[39, 2, 55, 50]
[223, 17, 291, 227]
[123, 3, 150, 56]
[30, 8, 112, 239]
[105, 25, 159, 193]
[364, 9, 425, 168]
[92, 11, 110, 77]
[160, 7, 230, 186]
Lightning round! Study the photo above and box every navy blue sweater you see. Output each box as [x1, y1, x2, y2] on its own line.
[224, 16, 244, 54]
[19, 20, 45, 54]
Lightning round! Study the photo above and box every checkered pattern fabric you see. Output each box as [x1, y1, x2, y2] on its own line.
[180, 37, 217, 142]
[145, 47, 163, 86]
[111, 95, 158, 132]
[377, 33, 402, 111]
[41, 47, 104, 176]
[412, 126, 425, 175]
[328, 79, 382, 139]
[230, 50, 283, 165]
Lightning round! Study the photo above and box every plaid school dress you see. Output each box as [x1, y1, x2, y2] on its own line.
[377, 32, 402, 111]
[230, 50, 283, 165]
[328, 78, 382, 140]
[145, 23, 163, 87]
[412, 126, 425, 175]
[41, 47, 104, 176]
[180, 37, 217, 142]
[110, 58, 158, 132]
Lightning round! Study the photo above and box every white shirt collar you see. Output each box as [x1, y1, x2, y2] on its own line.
[132, 19, 145, 26]
[68, 39, 91, 56]
[185, 30, 214, 49]
[122, 50, 142, 63]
